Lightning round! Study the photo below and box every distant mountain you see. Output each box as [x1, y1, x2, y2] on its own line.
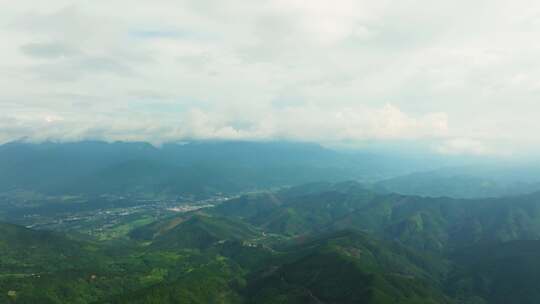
[0, 140, 462, 198]
[376, 167, 540, 199]
[0, 141, 344, 197]
[0, 141, 157, 193]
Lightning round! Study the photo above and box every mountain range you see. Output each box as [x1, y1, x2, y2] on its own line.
[4, 180, 540, 303]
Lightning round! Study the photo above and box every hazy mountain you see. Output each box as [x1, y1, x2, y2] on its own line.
[376, 166, 540, 199]
[0, 140, 469, 198]
[0, 141, 347, 196]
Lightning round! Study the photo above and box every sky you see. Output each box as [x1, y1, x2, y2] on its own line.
[1, 0, 540, 157]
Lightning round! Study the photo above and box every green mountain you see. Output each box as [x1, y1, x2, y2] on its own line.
[105, 230, 452, 304]
[0, 223, 108, 303]
[215, 183, 540, 251]
[246, 230, 451, 304]
[8, 204, 540, 304]
[7, 178, 540, 303]
[447, 240, 540, 304]
[0, 221, 239, 303]
[214, 192, 284, 219]
[134, 214, 262, 250]
[102, 256, 245, 304]
[0, 222, 93, 269]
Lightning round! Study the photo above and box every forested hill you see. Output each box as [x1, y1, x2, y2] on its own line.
[213, 182, 540, 251]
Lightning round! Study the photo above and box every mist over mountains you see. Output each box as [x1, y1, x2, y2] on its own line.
[2, 140, 540, 200]
[0, 140, 436, 196]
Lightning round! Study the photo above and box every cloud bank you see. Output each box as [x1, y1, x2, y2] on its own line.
[2, 1, 540, 156]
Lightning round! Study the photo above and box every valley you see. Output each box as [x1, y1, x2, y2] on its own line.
[2, 192, 236, 242]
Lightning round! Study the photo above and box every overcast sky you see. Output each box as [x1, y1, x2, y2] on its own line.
[2, 1, 540, 156]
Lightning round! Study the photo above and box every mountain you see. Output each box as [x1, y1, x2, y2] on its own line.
[213, 192, 284, 219]
[106, 229, 452, 304]
[8, 176, 540, 303]
[0, 221, 260, 304]
[376, 167, 540, 199]
[248, 230, 452, 304]
[0, 140, 466, 199]
[0, 221, 244, 303]
[0, 222, 107, 303]
[0, 141, 157, 193]
[0, 141, 363, 197]
[214, 182, 540, 251]
[7, 180, 540, 303]
[447, 240, 540, 304]
[102, 256, 245, 304]
[0, 222, 108, 275]
[131, 213, 262, 250]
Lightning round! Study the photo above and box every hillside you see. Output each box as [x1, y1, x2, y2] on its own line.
[447, 240, 540, 304]
[0, 222, 109, 303]
[105, 230, 452, 304]
[215, 183, 540, 251]
[0, 221, 241, 303]
[133, 214, 262, 250]
[243, 230, 450, 304]
[0, 222, 96, 273]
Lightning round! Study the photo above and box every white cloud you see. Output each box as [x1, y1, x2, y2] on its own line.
[1, 0, 540, 156]
[434, 138, 494, 156]
[0, 103, 448, 146]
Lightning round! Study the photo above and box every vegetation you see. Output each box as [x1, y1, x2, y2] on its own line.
[5, 150, 540, 303]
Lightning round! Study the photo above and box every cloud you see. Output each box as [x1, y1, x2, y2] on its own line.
[1, 1, 540, 156]
[20, 41, 79, 59]
[0, 103, 448, 146]
[434, 138, 494, 156]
